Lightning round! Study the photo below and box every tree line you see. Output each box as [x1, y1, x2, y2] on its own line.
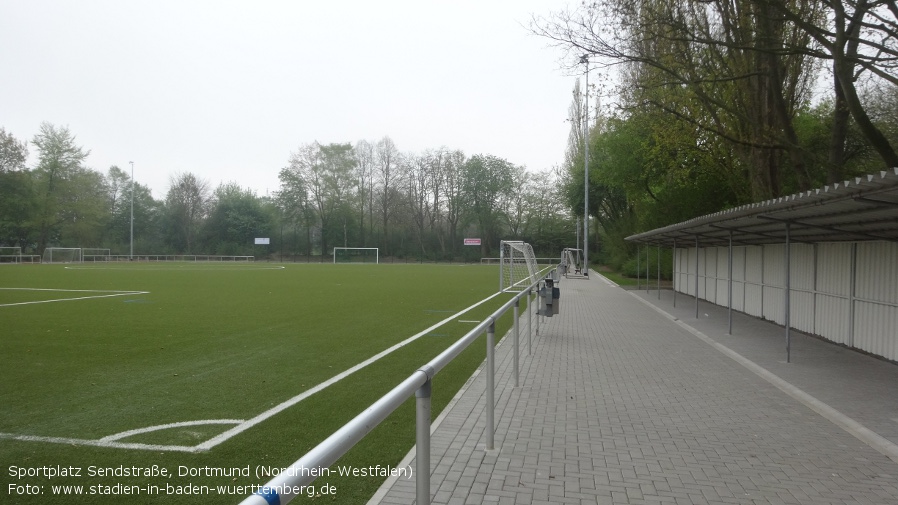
[0, 123, 574, 260]
[535, 0, 898, 275]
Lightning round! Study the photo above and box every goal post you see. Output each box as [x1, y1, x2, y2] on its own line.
[42, 247, 82, 264]
[560, 248, 586, 278]
[333, 247, 379, 264]
[499, 241, 540, 292]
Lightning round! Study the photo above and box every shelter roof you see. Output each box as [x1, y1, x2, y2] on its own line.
[626, 168, 898, 247]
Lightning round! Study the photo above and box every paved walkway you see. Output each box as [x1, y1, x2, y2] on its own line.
[370, 274, 898, 504]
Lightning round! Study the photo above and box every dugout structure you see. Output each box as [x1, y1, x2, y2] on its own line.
[499, 241, 539, 292]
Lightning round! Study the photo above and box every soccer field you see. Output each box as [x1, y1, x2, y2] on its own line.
[0, 262, 515, 504]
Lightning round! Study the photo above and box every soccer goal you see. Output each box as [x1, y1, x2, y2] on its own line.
[82, 248, 111, 262]
[0, 246, 22, 264]
[333, 247, 379, 264]
[561, 248, 586, 278]
[42, 247, 82, 264]
[499, 241, 539, 292]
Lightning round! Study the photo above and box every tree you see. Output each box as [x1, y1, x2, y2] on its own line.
[442, 150, 467, 256]
[31, 122, 91, 252]
[0, 128, 33, 247]
[0, 128, 28, 173]
[286, 142, 356, 257]
[164, 172, 211, 253]
[0, 170, 35, 248]
[205, 183, 271, 254]
[57, 167, 109, 247]
[355, 139, 376, 246]
[533, 0, 821, 199]
[462, 154, 515, 256]
[768, 0, 898, 175]
[405, 152, 431, 256]
[504, 164, 531, 238]
[375, 136, 402, 254]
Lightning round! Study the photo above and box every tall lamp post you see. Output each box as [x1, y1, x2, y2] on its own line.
[129, 161, 134, 259]
[580, 54, 590, 276]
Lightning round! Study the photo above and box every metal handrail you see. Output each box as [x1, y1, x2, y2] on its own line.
[238, 269, 555, 505]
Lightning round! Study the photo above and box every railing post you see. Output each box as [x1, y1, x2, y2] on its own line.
[535, 289, 540, 336]
[415, 366, 435, 505]
[527, 288, 532, 355]
[486, 320, 495, 451]
[513, 298, 520, 388]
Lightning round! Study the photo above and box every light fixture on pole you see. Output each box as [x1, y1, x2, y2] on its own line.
[129, 161, 134, 259]
[580, 54, 590, 276]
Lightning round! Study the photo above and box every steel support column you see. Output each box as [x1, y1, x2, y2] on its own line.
[785, 222, 792, 363]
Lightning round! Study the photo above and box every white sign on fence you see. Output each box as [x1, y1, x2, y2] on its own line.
[254, 238, 270, 245]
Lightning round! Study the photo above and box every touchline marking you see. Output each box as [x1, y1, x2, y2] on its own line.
[2, 291, 505, 453]
[64, 265, 285, 271]
[0, 288, 150, 307]
[629, 292, 898, 466]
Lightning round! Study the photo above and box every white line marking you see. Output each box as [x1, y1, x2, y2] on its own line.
[0, 432, 198, 453]
[629, 292, 898, 466]
[0, 287, 149, 307]
[100, 419, 244, 441]
[3, 290, 506, 453]
[64, 265, 285, 271]
[196, 291, 503, 451]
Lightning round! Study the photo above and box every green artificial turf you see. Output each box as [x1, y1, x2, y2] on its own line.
[0, 262, 524, 504]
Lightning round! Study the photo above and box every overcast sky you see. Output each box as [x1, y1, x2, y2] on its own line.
[1, 1, 579, 199]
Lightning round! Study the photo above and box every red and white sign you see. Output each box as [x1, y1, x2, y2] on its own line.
[463, 238, 481, 246]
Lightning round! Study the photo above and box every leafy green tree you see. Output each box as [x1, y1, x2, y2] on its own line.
[0, 170, 36, 248]
[0, 128, 28, 173]
[31, 122, 91, 252]
[0, 128, 33, 247]
[205, 183, 272, 254]
[462, 154, 515, 256]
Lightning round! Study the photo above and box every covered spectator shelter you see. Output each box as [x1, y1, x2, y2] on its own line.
[627, 169, 898, 363]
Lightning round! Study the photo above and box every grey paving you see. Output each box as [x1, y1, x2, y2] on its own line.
[370, 275, 898, 504]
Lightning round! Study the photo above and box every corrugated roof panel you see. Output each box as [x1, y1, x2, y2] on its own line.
[627, 168, 898, 246]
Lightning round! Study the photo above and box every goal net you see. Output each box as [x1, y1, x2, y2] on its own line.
[333, 247, 379, 264]
[82, 248, 111, 262]
[499, 241, 539, 292]
[42, 247, 82, 264]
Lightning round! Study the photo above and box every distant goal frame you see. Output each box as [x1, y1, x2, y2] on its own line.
[333, 247, 380, 264]
[42, 247, 83, 264]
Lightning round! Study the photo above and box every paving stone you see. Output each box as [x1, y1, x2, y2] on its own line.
[368, 276, 898, 504]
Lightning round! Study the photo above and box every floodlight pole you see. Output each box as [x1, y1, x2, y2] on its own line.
[581, 54, 590, 276]
[129, 161, 135, 259]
